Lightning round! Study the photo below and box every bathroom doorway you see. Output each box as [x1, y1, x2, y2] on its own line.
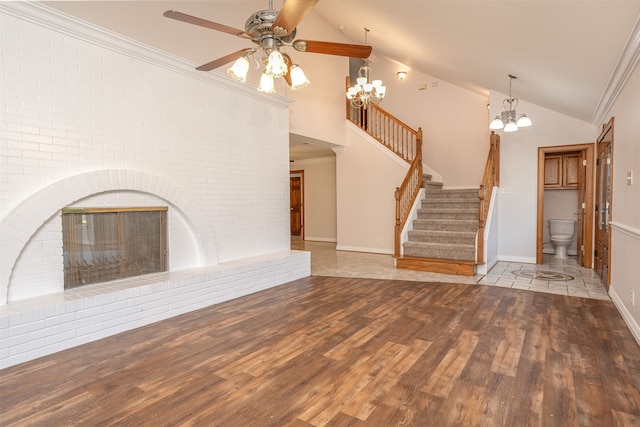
[536, 144, 594, 267]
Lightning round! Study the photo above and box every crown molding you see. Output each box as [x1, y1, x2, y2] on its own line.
[591, 14, 640, 126]
[0, 2, 293, 109]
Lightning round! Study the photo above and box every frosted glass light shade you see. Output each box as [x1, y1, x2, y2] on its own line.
[290, 65, 310, 90]
[489, 117, 504, 130]
[517, 114, 532, 127]
[258, 72, 275, 93]
[227, 57, 249, 82]
[504, 120, 518, 132]
[266, 50, 287, 77]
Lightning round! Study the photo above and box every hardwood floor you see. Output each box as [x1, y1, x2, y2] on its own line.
[1, 276, 639, 426]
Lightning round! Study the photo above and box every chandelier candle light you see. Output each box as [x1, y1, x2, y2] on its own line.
[346, 28, 386, 109]
[490, 74, 532, 132]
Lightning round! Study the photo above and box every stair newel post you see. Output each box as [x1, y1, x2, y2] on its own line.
[477, 184, 486, 263]
[394, 187, 401, 257]
[491, 131, 500, 187]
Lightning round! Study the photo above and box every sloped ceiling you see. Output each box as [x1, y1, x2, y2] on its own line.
[41, 0, 640, 160]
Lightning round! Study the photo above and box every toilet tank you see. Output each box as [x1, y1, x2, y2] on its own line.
[548, 219, 576, 236]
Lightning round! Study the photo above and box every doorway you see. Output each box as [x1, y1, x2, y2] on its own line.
[594, 118, 614, 288]
[290, 171, 304, 239]
[537, 144, 594, 267]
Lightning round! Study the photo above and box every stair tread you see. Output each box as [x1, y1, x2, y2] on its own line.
[409, 230, 476, 236]
[422, 208, 478, 212]
[404, 241, 475, 248]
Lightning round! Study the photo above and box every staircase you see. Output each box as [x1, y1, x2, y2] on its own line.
[398, 181, 479, 276]
[345, 84, 499, 276]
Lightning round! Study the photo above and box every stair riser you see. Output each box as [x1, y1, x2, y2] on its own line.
[425, 183, 444, 190]
[413, 224, 478, 233]
[422, 201, 479, 209]
[425, 191, 478, 199]
[403, 246, 475, 261]
[418, 211, 478, 220]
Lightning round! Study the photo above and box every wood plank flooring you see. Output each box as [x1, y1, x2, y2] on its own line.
[1, 276, 639, 426]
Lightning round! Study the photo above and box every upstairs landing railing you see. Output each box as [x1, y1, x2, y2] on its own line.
[346, 78, 423, 257]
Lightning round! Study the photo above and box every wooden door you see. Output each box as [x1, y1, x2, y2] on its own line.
[290, 175, 303, 237]
[595, 120, 613, 288]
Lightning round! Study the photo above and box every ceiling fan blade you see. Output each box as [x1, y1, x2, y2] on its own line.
[195, 49, 251, 72]
[271, 0, 319, 36]
[163, 10, 253, 39]
[282, 53, 293, 86]
[292, 40, 372, 58]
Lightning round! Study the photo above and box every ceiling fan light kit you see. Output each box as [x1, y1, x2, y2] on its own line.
[490, 74, 533, 132]
[163, 0, 372, 95]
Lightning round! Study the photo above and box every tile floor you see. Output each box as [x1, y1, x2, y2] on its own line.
[291, 240, 610, 301]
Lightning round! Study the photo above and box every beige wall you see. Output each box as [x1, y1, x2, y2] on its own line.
[608, 63, 640, 338]
[364, 55, 490, 187]
[493, 92, 597, 262]
[336, 125, 407, 254]
[290, 158, 337, 242]
[283, 13, 350, 147]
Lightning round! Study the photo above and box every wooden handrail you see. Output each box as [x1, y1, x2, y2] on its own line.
[477, 131, 500, 264]
[346, 77, 420, 164]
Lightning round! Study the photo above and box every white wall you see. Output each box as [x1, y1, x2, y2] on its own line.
[492, 92, 597, 262]
[290, 158, 337, 242]
[607, 63, 640, 341]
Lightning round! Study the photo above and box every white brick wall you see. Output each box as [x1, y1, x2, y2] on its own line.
[0, 3, 310, 367]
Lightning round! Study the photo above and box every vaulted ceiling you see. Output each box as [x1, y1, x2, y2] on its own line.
[43, 0, 640, 126]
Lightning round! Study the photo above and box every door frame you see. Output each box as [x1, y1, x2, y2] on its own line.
[595, 117, 614, 288]
[290, 170, 304, 239]
[536, 143, 595, 266]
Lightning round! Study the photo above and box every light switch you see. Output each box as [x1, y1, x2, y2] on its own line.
[627, 171, 633, 185]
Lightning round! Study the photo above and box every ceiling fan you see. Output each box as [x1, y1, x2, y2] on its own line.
[163, 0, 372, 91]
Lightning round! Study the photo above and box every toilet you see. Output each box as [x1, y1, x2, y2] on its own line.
[548, 219, 576, 259]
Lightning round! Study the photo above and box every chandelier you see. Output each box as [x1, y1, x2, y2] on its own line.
[346, 28, 386, 109]
[227, 47, 310, 93]
[490, 74, 532, 132]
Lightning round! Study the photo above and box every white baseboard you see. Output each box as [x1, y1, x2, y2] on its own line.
[304, 237, 337, 243]
[336, 245, 394, 255]
[477, 255, 499, 275]
[497, 255, 537, 264]
[609, 286, 640, 346]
